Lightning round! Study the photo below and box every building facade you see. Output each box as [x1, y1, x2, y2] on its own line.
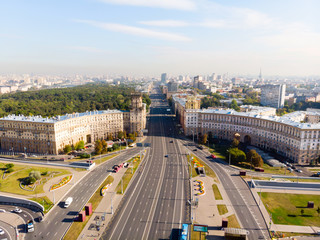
[173, 94, 320, 165]
[0, 93, 146, 155]
[260, 84, 286, 108]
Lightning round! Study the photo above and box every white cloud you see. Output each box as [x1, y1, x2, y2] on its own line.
[98, 0, 196, 11]
[138, 20, 188, 27]
[75, 19, 191, 42]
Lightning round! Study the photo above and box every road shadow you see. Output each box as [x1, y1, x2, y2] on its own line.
[62, 218, 74, 223]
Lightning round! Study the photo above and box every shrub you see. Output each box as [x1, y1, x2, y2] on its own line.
[41, 171, 48, 176]
[29, 171, 41, 180]
[25, 177, 36, 185]
[80, 153, 90, 158]
[5, 163, 14, 169]
[6, 168, 14, 173]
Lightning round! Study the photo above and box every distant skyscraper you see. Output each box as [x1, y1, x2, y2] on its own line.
[161, 73, 167, 83]
[261, 84, 286, 109]
[193, 75, 202, 89]
[167, 81, 178, 92]
[258, 68, 263, 83]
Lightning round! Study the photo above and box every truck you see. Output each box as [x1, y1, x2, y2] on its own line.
[27, 220, 34, 233]
[64, 197, 73, 208]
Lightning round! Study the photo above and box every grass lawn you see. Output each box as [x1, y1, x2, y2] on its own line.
[236, 161, 295, 176]
[212, 184, 222, 200]
[187, 155, 199, 177]
[115, 155, 142, 194]
[190, 224, 207, 240]
[92, 154, 118, 165]
[217, 204, 228, 215]
[227, 214, 241, 228]
[63, 175, 114, 240]
[29, 196, 53, 213]
[0, 162, 71, 195]
[261, 192, 320, 226]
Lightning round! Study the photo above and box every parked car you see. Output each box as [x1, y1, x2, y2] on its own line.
[296, 169, 302, 173]
[0, 228, 4, 235]
[165, 155, 168, 158]
[0, 209, 6, 212]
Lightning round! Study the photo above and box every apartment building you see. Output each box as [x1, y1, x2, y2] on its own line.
[0, 93, 146, 154]
[173, 94, 320, 165]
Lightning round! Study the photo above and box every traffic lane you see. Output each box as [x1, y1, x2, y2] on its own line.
[187, 147, 269, 240]
[36, 148, 142, 240]
[103, 134, 158, 239]
[0, 205, 39, 223]
[0, 220, 14, 240]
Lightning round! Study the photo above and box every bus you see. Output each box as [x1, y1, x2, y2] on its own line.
[180, 224, 188, 240]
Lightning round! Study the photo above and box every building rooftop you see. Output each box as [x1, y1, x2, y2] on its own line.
[0, 109, 125, 123]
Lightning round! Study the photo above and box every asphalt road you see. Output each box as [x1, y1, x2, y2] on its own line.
[182, 142, 270, 240]
[31, 147, 142, 240]
[102, 90, 189, 240]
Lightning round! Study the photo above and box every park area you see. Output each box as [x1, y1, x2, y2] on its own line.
[0, 162, 71, 195]
[261, 192, 320, 226]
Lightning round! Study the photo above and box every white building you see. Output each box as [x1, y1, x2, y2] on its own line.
[260, 84, 286, 109]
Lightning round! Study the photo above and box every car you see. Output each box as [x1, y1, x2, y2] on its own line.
[165, 155, 168, 158]
[211, 154, 217, 159]
[296, 169, 302, 173]
[0, 229, 4, 235]
[292, 166, 296, 170]
[31, 155, 37, 157]
[169, 140, 173, 143]
[13, 208, 22, 213]
[193, 149, 197, 151]
[0, 209, 6, 212]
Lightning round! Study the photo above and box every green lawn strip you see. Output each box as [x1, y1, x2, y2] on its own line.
[217, 204, 228, 215]
[212, 184, 222, 200]
[261, 192, 320, 226]
[29, 196, 53, 214]
[93, 154, 118, 165]
[308, 169, 320, 172]
[235, 162, 295, 176]
[190, 154, 218, 182]
[63, 175, 114, 240]
[272, 232, 314, 238]
[227, 214, 241, 228]
[0, 163, 71, 195]
[190, 224, 207, 240]
[115, 156, 142, 194]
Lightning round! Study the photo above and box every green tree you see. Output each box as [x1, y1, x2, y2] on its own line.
[230, 99, 240, 111]
[75, 140, 85, 150]
[95, 140, 103, 154]
[112, 144, 119, 151]
[107, 134, 113, 141]
[29, 171, 41, 180]
[231, 138, 239, 148]
[201, 133, 208, 145]
[5, 163, 14, 169]
[118, 131, 124, 139]
[246, 150, 264, 167]
[63, 145, 72, 153]
[228, 148, 246, 164]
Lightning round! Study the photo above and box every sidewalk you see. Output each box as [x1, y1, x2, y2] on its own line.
[77, 165, 128, 239]
[250, 184, 320, 234]
[192, 175, 236, 239]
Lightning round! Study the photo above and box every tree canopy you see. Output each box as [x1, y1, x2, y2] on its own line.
[0, 83, 151, 117]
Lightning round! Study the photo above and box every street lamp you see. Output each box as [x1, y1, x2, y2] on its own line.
[227, 149, 231, 165]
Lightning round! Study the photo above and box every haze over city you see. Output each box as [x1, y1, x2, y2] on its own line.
[1, 0, 319, 76]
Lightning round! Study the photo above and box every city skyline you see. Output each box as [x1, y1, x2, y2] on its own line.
[1, 0, 320, 76]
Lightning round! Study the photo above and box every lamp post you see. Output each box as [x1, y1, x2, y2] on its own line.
[227, 150, 231, 165]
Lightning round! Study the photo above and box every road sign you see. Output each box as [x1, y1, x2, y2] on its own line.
[136, 143, 143, 147]
[193, 224, 208, 232]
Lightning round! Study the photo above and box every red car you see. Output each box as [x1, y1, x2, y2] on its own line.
[211, 154, 217, 159]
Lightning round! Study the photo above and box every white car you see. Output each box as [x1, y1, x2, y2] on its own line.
[0, 228, 4, 235]
[0, 209, 6, 212]
[13, 208, 22, 213]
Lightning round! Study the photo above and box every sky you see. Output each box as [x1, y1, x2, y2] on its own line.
[1, 0, 320, 77]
